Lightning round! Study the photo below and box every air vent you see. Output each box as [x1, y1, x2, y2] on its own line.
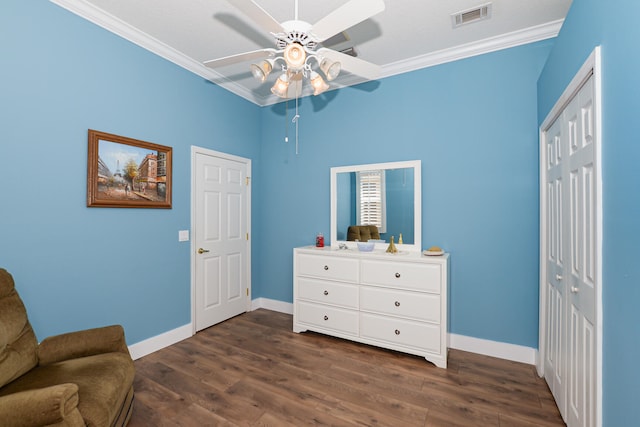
[452, 3, 492, 28]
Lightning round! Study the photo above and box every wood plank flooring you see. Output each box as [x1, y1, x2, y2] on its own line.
[128, 309, 564, 426]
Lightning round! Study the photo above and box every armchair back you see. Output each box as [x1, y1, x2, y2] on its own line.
[0, 269, 38, 388]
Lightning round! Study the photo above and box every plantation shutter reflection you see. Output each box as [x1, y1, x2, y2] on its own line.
[356, 170, 386, 233]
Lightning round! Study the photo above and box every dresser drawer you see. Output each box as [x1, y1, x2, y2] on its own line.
[296, 301, 359, 336]
[360, 260, 441, 293]
[297, 277, 358, 309]
[360, 313, 440, 354]
[297, 253, 359, 283]
[360, 287, 440, 323]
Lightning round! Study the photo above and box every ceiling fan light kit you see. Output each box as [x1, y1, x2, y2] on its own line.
[250, 59, 274, 82]
[283, 43, 307, 71]
[204, 0, 386, 101]
[309, 71, 329, 96]
[270, 73, 290, 98]
[320, 58, 341, 81]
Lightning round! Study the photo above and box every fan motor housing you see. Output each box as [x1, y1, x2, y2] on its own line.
[276, 20, 318, 50]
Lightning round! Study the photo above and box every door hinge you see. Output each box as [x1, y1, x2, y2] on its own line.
[246, 288, 249, 296]
[246, 176, 251, 185]
[246, 232, 249, 240]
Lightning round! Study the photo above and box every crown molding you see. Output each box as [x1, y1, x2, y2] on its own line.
[50, 0, 261, 104]
[50, 0, 563, 107]
[379, 19, 564, 80]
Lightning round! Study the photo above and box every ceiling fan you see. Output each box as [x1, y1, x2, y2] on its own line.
[204, 0, 386, 99]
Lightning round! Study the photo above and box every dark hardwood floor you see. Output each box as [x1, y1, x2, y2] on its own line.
[128, 309, 564, 426]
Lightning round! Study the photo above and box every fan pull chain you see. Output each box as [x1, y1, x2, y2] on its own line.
[284, 99, 289, 143]
[292, 89, 300, 154]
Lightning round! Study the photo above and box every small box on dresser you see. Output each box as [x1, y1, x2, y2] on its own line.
[293, 246, 449, 368]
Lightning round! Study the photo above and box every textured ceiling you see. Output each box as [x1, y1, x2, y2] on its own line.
[51, 0, 572, 105]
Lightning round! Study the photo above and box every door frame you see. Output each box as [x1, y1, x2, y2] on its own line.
[538, 47, 602, 426]
[190, 145, 252, 334]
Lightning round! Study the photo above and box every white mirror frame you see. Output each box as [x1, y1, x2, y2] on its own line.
[330, 160, 422, 252]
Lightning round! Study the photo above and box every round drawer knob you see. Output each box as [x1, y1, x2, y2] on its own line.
[323, 290, 329, 296]
[324, 315, 329, 321]
[395, 329, 400, 335]
[324, 265, 329, 271]
[395, 273, 401, 278]
[394, 301, 400, 307]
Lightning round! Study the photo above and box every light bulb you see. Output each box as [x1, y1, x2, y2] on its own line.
[271, 73, 290, 98]
[320, 58, 341, 81]
[284, 43, 306, 71]
[310, 71, 329, 96]
[250, 59, 273, 82]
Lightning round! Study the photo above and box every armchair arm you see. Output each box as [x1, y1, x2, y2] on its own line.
[0, 383, 84, 427]
[38, 325, 130, 366]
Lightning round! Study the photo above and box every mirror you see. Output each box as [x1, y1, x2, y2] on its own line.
[330, 160, 421, 252]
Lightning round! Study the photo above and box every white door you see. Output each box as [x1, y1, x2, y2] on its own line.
[565, 76, 597, 427]
[541, 66, 600, 427]
[544, 114, 566, 414]
[193, 148, 251, 331]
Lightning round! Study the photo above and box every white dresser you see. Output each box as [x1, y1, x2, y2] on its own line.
[293, 246, 449, 368]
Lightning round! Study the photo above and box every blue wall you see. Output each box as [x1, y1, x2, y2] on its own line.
[538, 0, 640, 424]
[256, 40, 554, 348]
[7, 2, 633, 421]
[2, 1, 556, 358]
[0, 0, 261, 344]
[335, 171, 354, 241]
[383, 167, 415, 244]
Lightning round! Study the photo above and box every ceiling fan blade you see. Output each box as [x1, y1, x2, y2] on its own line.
[227, 0, 284, 35]
[204, 48, 277, 68]
[317, 48, 381, 80]
[311, 0, 385, 42]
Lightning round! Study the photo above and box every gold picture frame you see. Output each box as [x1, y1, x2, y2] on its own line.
[87, 129, 172, 208]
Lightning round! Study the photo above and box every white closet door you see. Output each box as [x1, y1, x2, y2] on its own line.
[542, 73, 599, 427]
[566, 76, 597, 427]
[544, 113, 566, 414]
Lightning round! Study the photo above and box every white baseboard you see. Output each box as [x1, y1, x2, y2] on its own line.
[128, 323, 192, 360]
[128, 301, 538, 366]
[251, 297, 293, 314]
[448, 333, 537, 365]
[127, 299, 288, 360]
[250, 300, 537, 365]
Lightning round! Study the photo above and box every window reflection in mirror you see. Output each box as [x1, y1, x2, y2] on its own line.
[336, 168, 414, 243]
[331, 160, 421, 252]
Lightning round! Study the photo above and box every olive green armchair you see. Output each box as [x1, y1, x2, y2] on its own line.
[346, 225, 381, 242]
[0, 268, 135, 426]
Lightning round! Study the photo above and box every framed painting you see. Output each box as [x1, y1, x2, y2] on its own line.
[87, 129, 172, 208]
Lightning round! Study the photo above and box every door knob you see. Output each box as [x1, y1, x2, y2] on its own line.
[571, 286, 579, 294]
[197, 248, 210, 254]
[556, 274, 563, 281]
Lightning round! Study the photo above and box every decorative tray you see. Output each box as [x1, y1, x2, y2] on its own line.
[422, 249, 444, 256]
